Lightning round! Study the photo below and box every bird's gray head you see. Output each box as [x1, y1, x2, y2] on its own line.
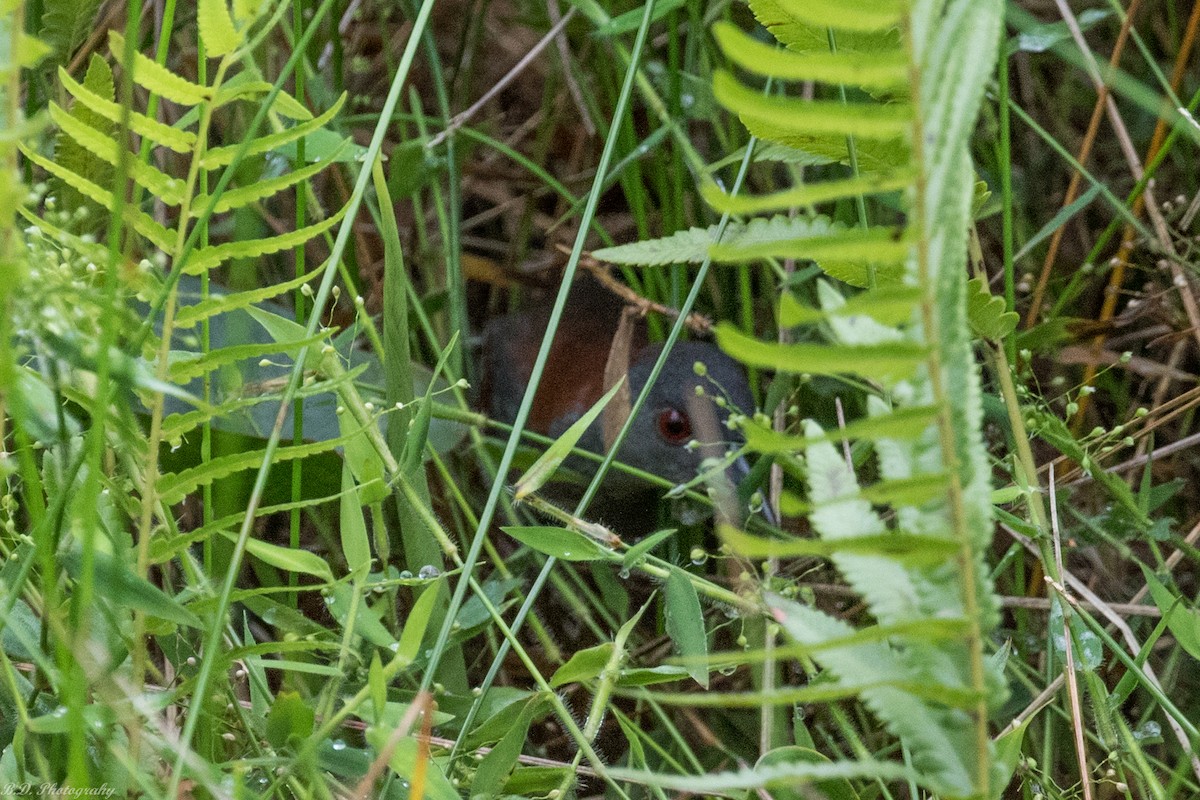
[609, 340, 753, 487]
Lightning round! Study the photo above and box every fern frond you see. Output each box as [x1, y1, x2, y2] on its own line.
[48, 103, 186, 205]
[193, 139, 348, 214]
[183, 204, 349, 274]
[59, 67, 197, 153]
[174, 264, 326, 329]
[201, 93, 346, 168]
[20, 145, 175, 250]
[107, 31, 212, 105]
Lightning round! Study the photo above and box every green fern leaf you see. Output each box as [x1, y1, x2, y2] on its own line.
[20, 145, 174, 250]
[767, 0, 906, 32]
[174, 265, 325, 329]
[49, 102, 186, 205]
[703, 169, 912, 215]
[167, 331, 328, 383]
[966, 277, 1018, 341]
[198, 0, 242, 57]
[201, 93, 346, 168]
[714, 71, 912, 140]
[710, 224, 914, 288]
[780, 283, 921, 326]
[594, 215, 838, 267]
[52, 53, 114, 215]
[193, 139, 348, 214]
[158, 435, 353, 506]
[183, 204, 349, 274]
[38, 0, 103, 66]
[713, 21, 907, 91]
[768, 594, 980, 798]
[160, 365, 365, 443]
[107, 31, 211, 105]
[59, 66, 197, 153]
[715, 323, 924, 383]
[748, 0, 903, 50]
[745, 126, 908, 172]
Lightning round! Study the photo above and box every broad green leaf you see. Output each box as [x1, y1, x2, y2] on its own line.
[550, 643, 614, 687]
[716, 323, 925, 381]
[201, 94, 347, 167]
[502, 526, 610, 562]
[198, 0, 242, 56]
[396, 579, 441, 665]
[265, 691, 315, 749]
[1140, 566, 1200, 662]
[184, 204, 349, 274]
[107, 31, 211, 105]
[714, 21, 907, 90]
[61, 550, 202, 628]
[665, 566, 708, 688]
[327, 584, 397, 649]
[514, 378, 624, 500]
[471, 695, 548, 799]
[216, 528, 334, 582]
[966, 277, 1019, 341]
[59, 66, 197, 153]
[366, 735, 458, 800]
[714, 71, 913, 140]
[756, 746, 860, 800]
[269, 90, 314, 120]
[620, 528, 676, 571]
[1007, 8, 1111, 55]
[369, 652, 386, 720]
[593, 0, 685, 37]
[340, 462, 372, 575]
[615, 665, 692, 686]
[464, 690, 546, 750]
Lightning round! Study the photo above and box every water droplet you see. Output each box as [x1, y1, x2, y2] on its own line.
[618, 569, 630, 579]
[399, 570, 413, 579]
[690, 547, 708, 566]
[331, 739, 347, 751]
[418, 565, 440, 579]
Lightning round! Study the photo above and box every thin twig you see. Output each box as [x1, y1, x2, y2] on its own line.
[427, 8, 577, 149]
[1049, 464, 1095, 800]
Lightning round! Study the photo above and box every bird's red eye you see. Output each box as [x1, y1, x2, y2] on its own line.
[656, 407, 692, 444]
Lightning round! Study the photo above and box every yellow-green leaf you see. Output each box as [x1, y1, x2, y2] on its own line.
[108, 31, 211, 105]
[714, 71, 913, 140]
[198, 0, 242, 56]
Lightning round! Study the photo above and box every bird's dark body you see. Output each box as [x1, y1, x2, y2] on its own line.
[481, 277, 755, 527]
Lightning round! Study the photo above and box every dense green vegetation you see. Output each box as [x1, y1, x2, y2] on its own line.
[1, 0, 1198, 798]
